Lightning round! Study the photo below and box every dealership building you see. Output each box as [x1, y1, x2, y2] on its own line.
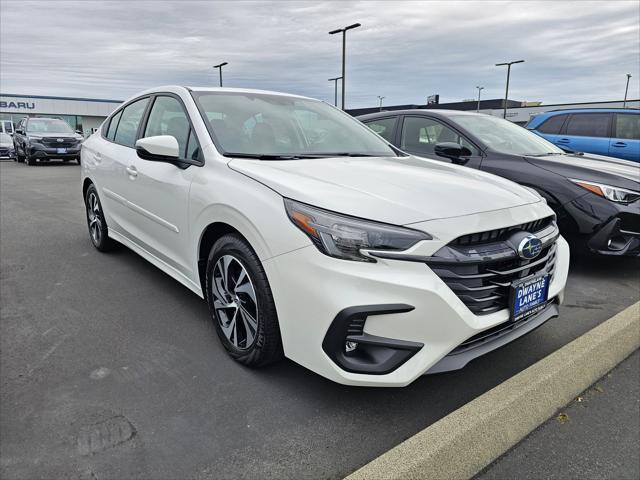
[0, 93, 122, 136]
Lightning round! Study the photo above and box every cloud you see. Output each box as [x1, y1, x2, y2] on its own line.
[1, 0, 638, 108]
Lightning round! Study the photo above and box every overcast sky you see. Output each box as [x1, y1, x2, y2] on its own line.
[1, 0, 638, 108]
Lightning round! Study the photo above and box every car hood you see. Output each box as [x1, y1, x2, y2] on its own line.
[0, 141, 12, 148]
[28, 132, 81, 139]
[228, 155, 541, 225]
[525, 153, 640, 190]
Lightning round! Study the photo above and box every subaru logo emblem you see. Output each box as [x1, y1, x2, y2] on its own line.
[518, 235, 543, 260]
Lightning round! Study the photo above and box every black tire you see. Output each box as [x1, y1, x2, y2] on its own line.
[25, 150, 35, 166]
[77, 157, 81, 165]
[84, 184, 117, 252]
[206, 234, 283, 367]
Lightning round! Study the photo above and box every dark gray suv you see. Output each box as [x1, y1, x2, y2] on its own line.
[13, 117, 83, 165]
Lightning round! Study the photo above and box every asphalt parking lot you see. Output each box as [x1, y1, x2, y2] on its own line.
[1, 160, 638, 480]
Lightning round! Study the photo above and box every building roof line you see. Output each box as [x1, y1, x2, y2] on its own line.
[0, 93, 123, 104]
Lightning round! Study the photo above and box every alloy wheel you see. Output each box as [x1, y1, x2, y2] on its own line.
[212, 255, 259, 350]
[86, 192, 103, 245]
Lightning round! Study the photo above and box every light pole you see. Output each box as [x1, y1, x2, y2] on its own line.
[377, 95, 385, 111]
[495, 59, 524, 119]
[328, 76, 342, 107]
[213, 62, 228, 87]
[329, 23, 361, 110]
[475, 86, 484, 112]
[623, 73, 632, 108]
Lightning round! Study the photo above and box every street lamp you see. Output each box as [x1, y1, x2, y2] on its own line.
[495, 60, 524, 119]
[475, 86, 484, 112]
[213, 62, 228, 87]
[329, 22, 361, 110]
[623, 74, 632, 108]
[377, 95, 385, 111]
[328, 76, 342, 107]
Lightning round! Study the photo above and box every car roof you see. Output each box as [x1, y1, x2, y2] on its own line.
[127, 85, 316, 103]
[357, 109, 488, 120]
[535, 108, 639, 116]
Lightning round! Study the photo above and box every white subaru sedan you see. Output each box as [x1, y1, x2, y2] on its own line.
[80, 86, 569, 387]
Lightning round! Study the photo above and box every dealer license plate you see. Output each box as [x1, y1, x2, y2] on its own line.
[57, 148, 67, 154]
[510, 274, 549, 321]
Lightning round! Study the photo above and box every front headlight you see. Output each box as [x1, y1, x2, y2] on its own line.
[284, 198, 431, 262]
[570, 179, 640, 204]
[27, 135, 43, 144]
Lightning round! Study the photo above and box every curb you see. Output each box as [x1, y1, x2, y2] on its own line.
[345, 302, 640, 480]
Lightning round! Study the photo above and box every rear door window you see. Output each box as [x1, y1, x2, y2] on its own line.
[537, 114, 566, 134]
[564, 113, 611, 138]
[113, 98, 150, 148]
[614, 114, 640, 140]
[401, 116, 480, 156]
[364, 117, 397, 142]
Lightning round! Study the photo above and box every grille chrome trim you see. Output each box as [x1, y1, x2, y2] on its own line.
[426, 221, 559, 316]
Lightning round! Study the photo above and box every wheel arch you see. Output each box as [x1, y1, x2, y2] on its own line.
[82, 177, 94, 199]
[197, 222, 254, 295]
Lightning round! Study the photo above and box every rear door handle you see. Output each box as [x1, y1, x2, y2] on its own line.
[612, 142, 627, 148]
[126, 165, 138, 178]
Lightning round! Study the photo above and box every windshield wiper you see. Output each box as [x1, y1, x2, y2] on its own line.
[311, 152, 380, 157]
[224, 153, 323, 160]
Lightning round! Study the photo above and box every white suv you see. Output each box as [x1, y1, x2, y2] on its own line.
[81, 86, 569, 387]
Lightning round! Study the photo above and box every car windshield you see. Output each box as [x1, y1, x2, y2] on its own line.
[0, 133, 11, 143]
[27, 118, 74, 134]
[192, 91, 397, 158]
[452, 114, 565, 156]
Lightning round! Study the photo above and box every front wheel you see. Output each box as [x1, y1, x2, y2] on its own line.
[206, 234, 283, 367]
[84, 184, 117, 251]
[25, 150, 36, 166]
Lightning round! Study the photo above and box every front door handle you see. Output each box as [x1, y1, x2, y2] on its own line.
[556, 138, 570, 144]
[612, 142, 627, 148]
[126, 165, 138, 178]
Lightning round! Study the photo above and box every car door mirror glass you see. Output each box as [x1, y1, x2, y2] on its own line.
[135, 135, 180, 162]
[434, 142, 471, 164]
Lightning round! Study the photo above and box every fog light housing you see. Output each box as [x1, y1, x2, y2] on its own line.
[345, 341, 358, 353]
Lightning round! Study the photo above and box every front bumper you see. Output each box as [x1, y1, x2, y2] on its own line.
[264, 203, 570, 387]
[29, 144, 81, 160]
[563, 194, 640, 256]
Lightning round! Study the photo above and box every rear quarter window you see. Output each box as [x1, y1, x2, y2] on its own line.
[106, 110, 123, 141]
[364, 117, 397, 142]
[536, 114, 566, 134]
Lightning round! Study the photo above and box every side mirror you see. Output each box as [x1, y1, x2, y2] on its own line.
[434, 142, 472, 164]
[135, 135, 180, 162]
[75, 130, 83, 135]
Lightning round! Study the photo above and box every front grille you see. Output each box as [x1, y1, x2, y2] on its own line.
[427, 220, 559, 316]
[452, 216, 554, 246]
[40, 137, 77, 148]
[0, 148, 9, 156]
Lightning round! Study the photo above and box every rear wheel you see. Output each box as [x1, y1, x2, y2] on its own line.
[84, 184, 117, 251]
[206, 234, 283, 367]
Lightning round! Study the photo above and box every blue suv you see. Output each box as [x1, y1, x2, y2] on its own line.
[526, 109, 639, 162]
